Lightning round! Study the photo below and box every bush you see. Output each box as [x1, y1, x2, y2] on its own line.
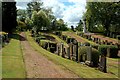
[91, 45, 99, 49]
[78, 46, 100, 66]
[98, 45, 118, 58]
[55, 31, 62, 36]
[109, 47, 118, 58]
[117, 35, 120, 40]
[84, 42, 90, 46]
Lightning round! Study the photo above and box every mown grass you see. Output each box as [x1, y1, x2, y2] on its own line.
[49, 34, 69, 47]
[26, 31, 118, 78]
[107, 58, 120, 77]
[2, 34, 26, 78]
[62, 31, 97, 45]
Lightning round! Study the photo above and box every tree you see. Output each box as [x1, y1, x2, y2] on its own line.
[71, 25, 74, 31]
[2, 0, 17, 33]
[31, 10, 50, 33]
[57, 19, 68, 31]
[17, 21, 26, 31]
[17, 9, 26, 22]
[85, 2, 120, 36]
[25, 17, 33, 30]
[76, 20, 83, 31]
[27, 0, 43, 18]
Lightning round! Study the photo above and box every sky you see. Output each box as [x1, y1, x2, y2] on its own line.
[16, 0, 86, 27]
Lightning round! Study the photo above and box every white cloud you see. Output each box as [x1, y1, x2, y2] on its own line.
[42, 0, 86, 27]
[63, 0, 86, 27]
[42, 0, 66, 19]
[16, 0, 86, 27]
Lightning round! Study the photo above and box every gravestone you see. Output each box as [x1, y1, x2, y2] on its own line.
[73, 40, 78, 62]
[69, 43, 73, 59]
[87, 46, 92, 62]
[67, 38, 71, 44]
[57, 44, 61, 56]
[62, 48, 66, 58]
[67, 47, 70, 59]
[60, 43, 64, 56]
[99, 55, 107, 73]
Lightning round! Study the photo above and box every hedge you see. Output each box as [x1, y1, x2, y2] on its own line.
[78, 46, 100, 66]
[98, 45, 118, 58]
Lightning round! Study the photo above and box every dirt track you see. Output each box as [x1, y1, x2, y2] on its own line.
[20, 32, 79, 78]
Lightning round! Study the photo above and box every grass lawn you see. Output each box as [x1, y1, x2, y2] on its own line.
[107, 58, 120, 77]
[26, 31, 119, 78]
[2, 34, 26, 78]
[62, 31, 97, 45]
[49, 34, 69, 47]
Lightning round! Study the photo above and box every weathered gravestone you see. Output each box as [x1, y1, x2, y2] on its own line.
[67, 47, 70, 59]
[85, 46, 92, 66]
[49, 43, 57, 53]
[43, 42, 48, 49]
[68, 43, 74, 60]
[99, 55, 107, 73]
[56, 43, 61, 56]
[62, 48, 66, 58]
[73, 40, 78, 62]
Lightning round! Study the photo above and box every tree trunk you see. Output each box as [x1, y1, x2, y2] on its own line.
[104, 24, 110, 37]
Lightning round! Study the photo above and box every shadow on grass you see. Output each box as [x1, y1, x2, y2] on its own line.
[11, 34, 26, 41]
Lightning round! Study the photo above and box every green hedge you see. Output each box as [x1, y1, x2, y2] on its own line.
[98, 45, 118, 58]
[117, 35, 120, 40]
[78, 46, 100, 66]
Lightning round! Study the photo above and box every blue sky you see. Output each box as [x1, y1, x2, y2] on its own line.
[16, 0, 86, 27]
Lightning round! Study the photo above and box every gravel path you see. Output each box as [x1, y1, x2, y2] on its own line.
[20, 32, 79, 78]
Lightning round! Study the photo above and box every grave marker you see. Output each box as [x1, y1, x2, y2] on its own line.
[99, 55, 107, 73]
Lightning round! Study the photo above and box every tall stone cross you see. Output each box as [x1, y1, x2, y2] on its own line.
[83, 19, 87, 33]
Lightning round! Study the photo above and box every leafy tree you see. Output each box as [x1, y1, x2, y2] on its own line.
[85, 2, 120, 36]
[0, 1, 2, 31]
[57, 19, 68, 31]
[17, 21, 26, 31]
[17, 9, 26, 22]
[25, 17, 33, 30]
[31, 10, 50, 33]
[2, 1, 17, 33]
[71, 25, 74, 31]
[27, 0, 43, 18]
[76, 20, 83, 31]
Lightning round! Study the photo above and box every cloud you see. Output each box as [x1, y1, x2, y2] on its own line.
[16, 0, 86, 27]
[42, 0, 86, 27]
[16, 2, 28, 9]
[62, 0, 86, 27]
[42, 0, 66, 19]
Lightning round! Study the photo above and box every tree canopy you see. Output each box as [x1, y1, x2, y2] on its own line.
[31, 10, 50, 32]
[85, 2, 120, 35]
[2, 1, 17, 33]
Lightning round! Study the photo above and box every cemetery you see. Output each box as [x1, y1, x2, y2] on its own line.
[1, 1, 120, 79]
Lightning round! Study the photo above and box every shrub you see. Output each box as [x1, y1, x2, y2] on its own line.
[117, 35, 120, 40]
[78, 46, 100, 66]
[55, 31, 62, 36]
[98, 45, 118, 58]
[84, 42, 90, 46]
[91, 45, 99, 49]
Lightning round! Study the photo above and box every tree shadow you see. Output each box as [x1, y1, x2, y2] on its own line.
[10, 34, 26, 41]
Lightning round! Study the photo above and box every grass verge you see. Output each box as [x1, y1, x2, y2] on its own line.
[62, 32, 97, 45]
[26, 31, 118, 78]
[2, 34, 26, 78]
[49, 34, 69, 47]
